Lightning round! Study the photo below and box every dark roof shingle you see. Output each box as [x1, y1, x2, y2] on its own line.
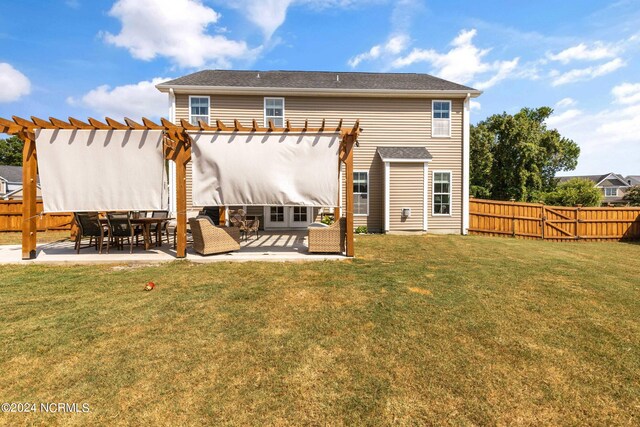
[0, 165, 23, 183]
[158, 70, 478, 92]
[377, 147, 432, 161]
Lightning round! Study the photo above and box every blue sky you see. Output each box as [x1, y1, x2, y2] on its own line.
[1, 0, 639, 175]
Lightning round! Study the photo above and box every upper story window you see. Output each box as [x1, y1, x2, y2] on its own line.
[189, 96, 210, 125]
[604, 187, 617, 197]
[264, 97, 285, 127]
[432, 100, 451, 138]
[433, 171, 452, 215]
[353, 171, 369, 216]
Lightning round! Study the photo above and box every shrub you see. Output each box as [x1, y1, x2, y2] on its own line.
[355, 226, 367, 234]
[321, 215, 334, 225]
[542, 178, 602, 207]
[623, 185, 640, 206]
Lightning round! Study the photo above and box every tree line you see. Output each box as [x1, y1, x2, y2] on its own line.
[470, 106, 639, 207]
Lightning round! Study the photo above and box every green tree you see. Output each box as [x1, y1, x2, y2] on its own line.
[542, 178, 602, 207]
[470, 124, 493, 198]
[622, 185, 640, 206]
[470, 107, 580, 202]
[0, 136, 23, 166]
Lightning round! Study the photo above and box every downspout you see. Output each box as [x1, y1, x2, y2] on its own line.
[168, 88, 177, 216]
[462, 93, 471, 235]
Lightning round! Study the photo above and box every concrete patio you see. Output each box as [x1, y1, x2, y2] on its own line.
[0, 231, 347, 264]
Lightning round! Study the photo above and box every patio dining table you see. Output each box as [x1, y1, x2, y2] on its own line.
[100, 217, 173, 251]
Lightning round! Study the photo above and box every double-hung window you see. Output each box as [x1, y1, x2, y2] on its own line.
[264, 97, 285, 127]
[189, 96, 210, 125]
[432, 100, 451, 137]
[353, 171, 369, 216]
[433, 171, 452, 215]
[605, 187, 617, 197]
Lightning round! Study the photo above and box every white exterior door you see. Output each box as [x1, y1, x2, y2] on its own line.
[263, 206, 312, 229]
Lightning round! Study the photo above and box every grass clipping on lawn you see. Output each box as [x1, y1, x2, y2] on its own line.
[0, 235, 639, 425]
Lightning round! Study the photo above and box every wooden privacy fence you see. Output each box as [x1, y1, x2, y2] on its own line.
[0, 200, 73, 232]
[469, 198, 640, 241]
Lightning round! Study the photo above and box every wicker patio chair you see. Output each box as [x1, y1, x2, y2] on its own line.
[189, 216, 241, 255]
[245, 218, 260, 240]
[106, 212, 142, 254]
[308, 217, 346, 253]
[74, 212, 107, 254]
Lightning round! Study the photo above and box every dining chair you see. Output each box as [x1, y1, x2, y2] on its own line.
[74, 212, 107, 254]
[106, 212, 141, 254]
[150, 210, 170, 246]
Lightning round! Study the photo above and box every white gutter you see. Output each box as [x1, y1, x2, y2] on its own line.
[462, 93, 471, 235]
[156, 84, 482, 99]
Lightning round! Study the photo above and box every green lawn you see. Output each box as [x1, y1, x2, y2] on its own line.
[1, 235, 639, 426]
[0, 230, 71, 245]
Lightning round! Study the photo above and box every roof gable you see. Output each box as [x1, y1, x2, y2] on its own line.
[0, 165, 23, 183]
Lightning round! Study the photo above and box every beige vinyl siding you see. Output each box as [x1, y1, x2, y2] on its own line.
[388, 163, 424, 231]
[174, 94, 464, 233]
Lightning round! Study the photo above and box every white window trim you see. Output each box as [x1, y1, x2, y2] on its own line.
[189, 95, 210, 125]
[604, 187, 618, 197]
[431, 100, 452, 138]
[432, 170, 453, 216]
[423, 163, 429, 231]
[263, 97, 285, 127]
[353, 170, 369, 217]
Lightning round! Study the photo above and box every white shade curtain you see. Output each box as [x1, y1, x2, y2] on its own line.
[35, 129, 167, 212]
[190, 132, 340, 207]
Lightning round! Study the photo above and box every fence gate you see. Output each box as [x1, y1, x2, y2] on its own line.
[469, 198, 640, 242]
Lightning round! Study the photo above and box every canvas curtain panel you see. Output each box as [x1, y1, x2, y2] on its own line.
[190, 132, 340, 207]
[35, 129, 167, 212]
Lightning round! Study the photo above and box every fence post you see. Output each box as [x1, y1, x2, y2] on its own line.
[541, 203, 545, 240]
[576, 204, 582, 240]
[510, 198, 516, 238]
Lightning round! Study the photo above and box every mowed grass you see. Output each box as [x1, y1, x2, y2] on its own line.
[0, 235, 639, 426]
[0, 230, 70, 245]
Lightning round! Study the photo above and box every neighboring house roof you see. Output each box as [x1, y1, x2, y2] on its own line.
[557, 173, 629, 187]
[626, 175, 640, 186]
[0, 165, 24, 183]
[377, 147, 433, 162]
[157, 70, 481, 97]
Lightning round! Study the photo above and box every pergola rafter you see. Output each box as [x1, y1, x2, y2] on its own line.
[1, 116, 360, 259]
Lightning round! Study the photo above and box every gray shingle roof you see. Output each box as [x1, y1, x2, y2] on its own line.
[158, 70, 478, 92]
[557, 173, 631, 186]
[377, 147, 432, 162]
[626, 175, 640, 185]
[0, 165, 23, 183]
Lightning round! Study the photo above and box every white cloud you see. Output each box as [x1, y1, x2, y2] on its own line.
[551, 58, 625, 86]
[228, 0, 379, 40]
[611, 82, 640, 105]
[67, 78, 170, 119]
[236, 0, 294, 39]
[474, 58, 519, 90]
[545, 108, 583, 128]
[391, 29, 520, 89]
[470, 100, 481, 111]
[103, 0, 256, 68]
[348, 34, 410, 67]
[547, 42, 620, 64]
[555, 97, 577, 109]
[0, 63, 31, 103]
[546, 86, 640, 174]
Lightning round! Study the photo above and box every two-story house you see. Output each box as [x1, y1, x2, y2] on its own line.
[558, 172, 636, 205]
[156, 70, 481, 234]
